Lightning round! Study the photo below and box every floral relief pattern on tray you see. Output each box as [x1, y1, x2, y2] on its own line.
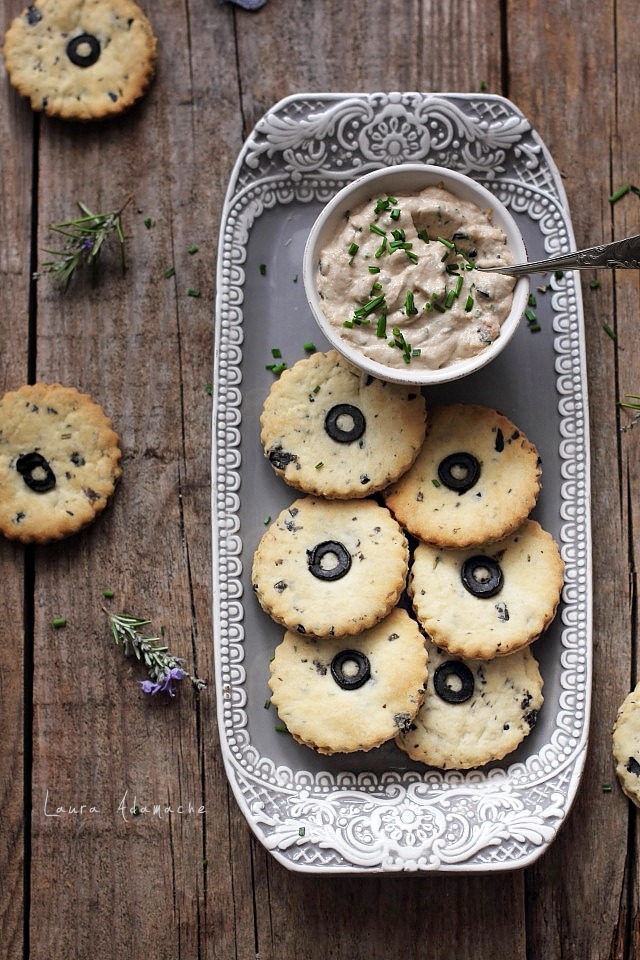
[212, 92, 591, 873]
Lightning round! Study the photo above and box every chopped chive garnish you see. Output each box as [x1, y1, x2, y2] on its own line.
[417, 229, 429, 243]
[263, 516, 271, 524]
[271, 347, 282, 358]
[554, 270, 564, 280]
[187, 288, 201, 297]
[298, 826, 306, 837]
[275, 724, 288, 733]
[368, 265, 381, 274]
[374, 238, 388, 258]
[370, 224, 386, 237]
[609, 184, 631, 203]
[445, 290, 456, 308]
[602, 782, 613, 792]
[264, 698, 271, 709]
[259, 263, 267, 275]
[431, 298, 446, 313]
[465, 295, 474, 312]
[528, 293, 537, 307]
[353, 295, 385, 319]
[453, 275, 463, 298]
[376, 313, 387, 338]
[315, 462, 324, 469]
[405, 250, 418, 264]
[590, 279, 601, 289]
[347, 242, 359, 256]
[432, 478, 441, 487]
[303, 341, 316, 352]
[437, 236, 456, 250]
[525, 308, 537, 323]
[143, 217, 154, 229]
[603, 323, 617, 341]
[370, 281, 382, 293]
[391, 228, 406, 242]
[387, 195, 397, 204]
[52, 617, 67, 628]
[188, 245, 199, 255]
[313, 384, 321, 393]
[343, 320, 354, 328]
[404, 290, 418, 315]
[390, 208, 401, 220]
[103, 589, 115, 599]
[164, 266, 176, 278]
[266, 362, 287, 374]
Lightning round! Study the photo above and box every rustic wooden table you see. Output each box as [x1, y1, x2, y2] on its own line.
[1, 0, 639, 957]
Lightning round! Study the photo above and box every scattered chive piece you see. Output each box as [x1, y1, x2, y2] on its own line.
[603, 323, 617, 341]
[271, 347, 282, 358]
[259, 263, 267, 275]
[417, 229, 429, 243]
[205, 384, 213, 396]
[143, 217, 154, 229]
[298, 826, 306, 837]
[266, 362, 287, 375]
[404, 290, 418, 315]
[103, 589, 115, 599]
[525, 308, 537, 323]
[313, 384, 321, 394]
[303, 341, 316, 352]
[590, 279, 601, 289]
[390, 208, 401, 221]
[164, 266, 176, 278]
[374, 238, 388, 258]
[432, 478, 441, 487]
[315, 462, 324, 469]
[609, 184, 631, 203]
[264, 698, 271, 709]
[187, 288, 201, 297]
[445, 289, 456, 309]
[453, 275, 464, 298]
[528, 293, 537, 307]
[368, 265, 381, 274]
[52, 617, 67, 628]
[602, 782, 613, 792]
[293, 274, 298, 283]
[464, 294, 474, 312]
[275, 724, 287, 733]
[263, 516, 271, 524]
[188, 245, 199, 255]
[376, 313, 387, 338]
[370, 224, 386, 237]
[554, 270, 564, 280]
[437, 236, 456, 250]
[347, 242, 359, 257]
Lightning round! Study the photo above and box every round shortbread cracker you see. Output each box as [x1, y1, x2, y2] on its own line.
[3, 0, 157, 120]
[383, 403, 541, 548]
[0, 382, 122, 543]
[252, 496, 409, 637]
[260, 350, 427, 499]
[612, 682, 640, 806]
[268, 607, 429, 755]
[408, 519, 564, 659]
[396, 638, 543, 769]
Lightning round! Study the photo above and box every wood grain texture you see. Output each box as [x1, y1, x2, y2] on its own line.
[0, 0, 638, 957]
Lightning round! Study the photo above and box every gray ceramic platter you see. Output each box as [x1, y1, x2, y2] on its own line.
[212, 92, 592, 873]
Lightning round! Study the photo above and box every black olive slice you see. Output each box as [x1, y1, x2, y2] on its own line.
[324, 404, 366, 444]
[433, 661, 474, 703]
[461, 555, 503, 598]
[437, 452, 480, 493]
[66, 33, 101, 68]
[16, 452, 56, 492]
[307, 540, 351, 581]
[330, 649, 371, 690]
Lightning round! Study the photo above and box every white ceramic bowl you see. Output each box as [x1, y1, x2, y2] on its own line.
[302, 163, 529, 386]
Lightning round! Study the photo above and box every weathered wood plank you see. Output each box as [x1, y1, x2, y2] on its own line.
[0, 29, 34, 957]
[507, 1, 633, 958]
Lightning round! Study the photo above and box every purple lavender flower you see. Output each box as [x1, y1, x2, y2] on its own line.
[138, 666, 186, 698]
[81, 236, 95, 252]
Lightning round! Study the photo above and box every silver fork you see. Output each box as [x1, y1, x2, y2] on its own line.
[476, 233, 640, 278]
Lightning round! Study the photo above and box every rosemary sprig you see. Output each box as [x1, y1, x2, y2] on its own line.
[35, 197, 131, 290]
[104, 607, 206, 697]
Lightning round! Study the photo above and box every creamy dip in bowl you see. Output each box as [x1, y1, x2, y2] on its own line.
[303, 165, 529, 386]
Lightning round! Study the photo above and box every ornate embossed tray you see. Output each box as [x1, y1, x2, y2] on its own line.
[212, 93, 591, 873]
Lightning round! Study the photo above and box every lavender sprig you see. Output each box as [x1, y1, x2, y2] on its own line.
[105, 608, 206, 698]
[35, 197, 131, 290]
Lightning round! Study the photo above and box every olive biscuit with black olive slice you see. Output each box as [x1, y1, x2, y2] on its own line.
[3, 0, 157, 121]
[383, 403, 541, 548]
[612, 682, 640, 806]
[252, 496, 409, 637]
[408, 519, 564, 660]
[260, 350, 427, 499]
[0, 383, 122, 543]
[396, 638, 543, 770]
[268, 607, 429, 755]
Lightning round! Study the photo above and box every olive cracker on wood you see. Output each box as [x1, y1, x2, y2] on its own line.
[383, 403, 541, 548]
[251, 496, 409, 637]
[396, 637, 543, 770]
[2, 0, 157, 121]
[260, 350, 427, 499]
[0, 382, 122, 543]
[268, 607, 429, 755]
[408, 519, 564, 660]
[612, 682, 640, 807]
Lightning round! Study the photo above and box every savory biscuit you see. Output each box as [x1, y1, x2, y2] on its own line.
[260, 350, 427, 499]
[268, 607, 428, 755]
[408, 519, 564, 659]
[0, 382, 122, 542]
[384, 403, 541, 548]
[612, 682, 640, 806]
[3, 0, 157, 120]
[252, 496, 408, 637]
[396, 638, 543, 769]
